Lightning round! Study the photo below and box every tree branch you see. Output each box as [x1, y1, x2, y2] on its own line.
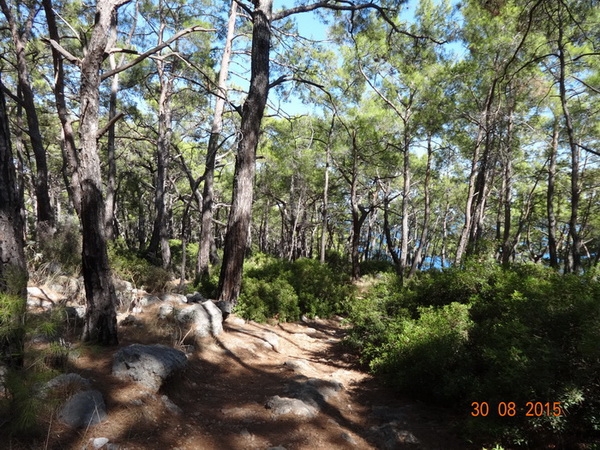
[96, 111, 124, 139]
[100, 25, 214, 81]
[576, 143, 600, 157]
[41, 38, 82, 65]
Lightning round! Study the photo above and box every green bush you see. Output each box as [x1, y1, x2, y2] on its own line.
[346, 262, 600, 448]
[237, 277, 300, 322]
[234, 253, 354, 322]
[370, 302, 473, 402]
[108, 244, 170, 292]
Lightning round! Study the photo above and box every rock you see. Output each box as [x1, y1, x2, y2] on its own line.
[340, 432, 358, 446]
[216, 300, 232, 319]
[202, 300, 224, 335]
[265, 395, 318, 419]
[90, 437, 109, 449]
[227, 315, 246, 326]
[42, 373, 91, 397]
[112, 344, 187, 392]
[58, 390, 107, 428]
[262, 332, 280, 352]
[161, 395, 183, 415]
[185, 291, 204, 303]
[48, 276, 82, 300]
[369, 423, 420, 449]
[26, 286, 58, 310]
[119, 314, 139, 326]
[285, 377, 344, 408]
[138, 293, 161, 307]
[65, 305, 86, 323]
[160, 293, 187, 304]
[158, 303, 174, 319]
[283, 359, 313, 373]
[175, 301, 223, 339]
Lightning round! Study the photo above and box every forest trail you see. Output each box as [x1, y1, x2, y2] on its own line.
[23, 304, 468, 450]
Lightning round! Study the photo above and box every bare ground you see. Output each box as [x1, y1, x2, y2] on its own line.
[3, 304, 470, 450]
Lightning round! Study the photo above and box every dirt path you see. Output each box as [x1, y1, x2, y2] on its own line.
[25, 309, 468, 449]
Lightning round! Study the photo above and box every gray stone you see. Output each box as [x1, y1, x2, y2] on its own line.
[265, 395, 318, 419]
[119, 314, 139, 326]
[340, 432, 358, 446]
[185, 291, 205, 303]
[283, 359, 312, 373]
[202, 300, 223, 335]
[369, 423, 420, 449]
[262, 332, 280, 352]
[161, 394, 183, 415]
[285, 377, 344, 408]
[90, 437, 109, 449]
[160, 293, 187, 304]
[138, 293, 161, 307]
[65, 305, 86, 322]
[158, 303, 174, 319]
[112, 344, 187, 392]
[58, 390, 107, 428]
[42, 373, 91, 397]
[175, 302, 223, 339]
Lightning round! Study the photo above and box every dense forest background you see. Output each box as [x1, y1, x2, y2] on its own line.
[1, 0, 600, 447]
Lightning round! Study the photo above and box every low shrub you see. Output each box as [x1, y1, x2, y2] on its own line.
[346, 261, 600, 448]
[108, 244, 170, 292]
[234, 253, 354, 322]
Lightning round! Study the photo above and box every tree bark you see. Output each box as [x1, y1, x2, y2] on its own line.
[198, 0, 237, 280]
[42, 0, 82, 216]
[547, 118, 559, 269]
[0, 0, 55, 240]
[218, 0, 272, 307]
[77, 0, 128, 345]
[0, 73, 27, 369]
[147, 57, 174, 269]
[557, 22, 581, 273]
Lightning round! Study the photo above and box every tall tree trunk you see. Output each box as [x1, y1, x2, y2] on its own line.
[77, 1, 127, 345]
[104, 15, 121, 242]
[0, 0, 55, 240]
[218, 0, 272, 308]
[197, 0, 237, 281]
[147, 57, 174, 269]
[455, 81, 497, 264]
[42, 0, 81, 215]
[320, 116, 334, 264]
[500, 113, 514, 267]
[557, 23, 581, 273]
[409, 133, 432, 276]
[0, 73, 28, 369]
[399, 130, 411, 277]
[547, 118, 559, 269]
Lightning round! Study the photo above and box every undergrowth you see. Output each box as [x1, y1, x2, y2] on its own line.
[345, 260, 600, 448]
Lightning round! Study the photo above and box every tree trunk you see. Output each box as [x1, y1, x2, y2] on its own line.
[42, 0, 82, 216]
[147, 57, 173, 269]
[0, 0, 55, 241]
[77, 1, 127, 345]
[0, 73, 27, 369]
[547, 118, 559, 269]
[198, 0, 237, 281]
[218, 0, 272, 307]
[557, 24, 581, 273]
[409, 133, 432, 276]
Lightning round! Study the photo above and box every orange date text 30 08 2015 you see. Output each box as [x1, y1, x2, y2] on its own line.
[470, 401, 564, 417]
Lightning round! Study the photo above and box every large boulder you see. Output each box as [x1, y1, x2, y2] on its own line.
[58, 390, 107, 428]
[112, 344, 187, 392]
[175, 301, 223, 339]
